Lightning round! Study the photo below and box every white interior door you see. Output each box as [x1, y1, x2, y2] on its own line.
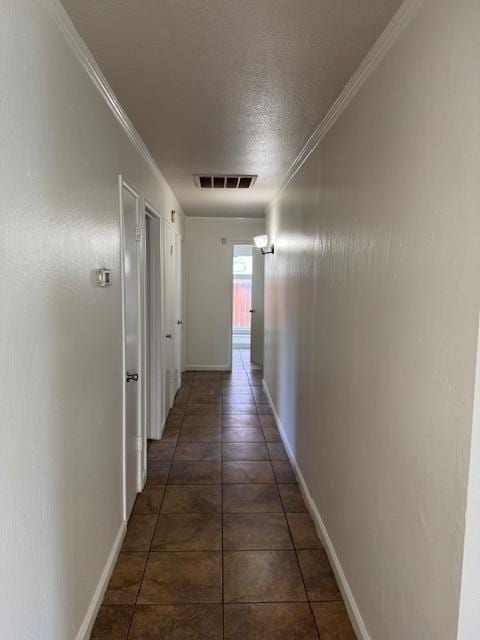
[164, 225, 176, 409]
[121, 182, 141, 518]
[145, 213, 164, 439]
[251, 246, 264, 366]
[174, 234, 183, 391]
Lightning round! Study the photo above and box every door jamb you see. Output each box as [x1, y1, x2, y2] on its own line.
[118, 175, 141, 521]
[143, 200, 165, 445]
[228, 241, 255, 371]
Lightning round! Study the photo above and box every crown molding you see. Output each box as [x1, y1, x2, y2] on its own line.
[268, 0, 423, 211]
[185, 216, 265, 221]
[41, 0, 165, 184]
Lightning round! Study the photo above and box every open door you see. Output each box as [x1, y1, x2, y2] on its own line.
[250, 246, 264, 366]
[120, 180, 141, 519]
[174, 233, 183, 391]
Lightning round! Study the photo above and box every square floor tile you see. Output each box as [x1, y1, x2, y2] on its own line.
[286, 513, 323, 549]
[222, 381, 251, 388]
[183, 415, 221, 428]
[161, 485, 222, 513]
[222, 404, 258, 415]
[224, 550, 306, 603]
[311, 602, 356, 639]
[297, 550, 342, 601]
[91, 606, 133, 640]
[169, 461, 221, 484]
[223, 484, 283, 513]
[133, 486, 165, 515]
[191, 381, 221, 391]
[224, 603, 319, 640]
[256, 404, 272, 415]
[103, 553, 147, 605]
[222, 393, 255, 403]
[223, 415, 261, 428]
[222, 443, 269, 461]
[223, 513, 292, 550]
[223, 461, 275, 484]
[178, 427, 222, 443]
[138, 552, 222, 604]
[128, 604, 223, 640]
[278, 485, 307, 513]
[148, 442, 176, 461]
[222, 428, 265, 443]
[186, 402, 221, 415]
[262, 427, 282, 442]
[195, 372, 222, 380]
[146, 461, 171, 485]
[174, 443, 221, 461]
[161, 427, 180, 443]
[272, 460, 297, 483]
[122, 515, 157, 551]
[267, 442, 288, 461]
[152, 513, 221, 551]
[166, 414, 183, 428]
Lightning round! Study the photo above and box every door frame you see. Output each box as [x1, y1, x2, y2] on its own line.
[228, 241, 255, 371]
[143, 200, 165, 445]
[118, 175, 142, 521]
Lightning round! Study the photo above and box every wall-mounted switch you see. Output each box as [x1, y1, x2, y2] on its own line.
[96, 268, 112, 287]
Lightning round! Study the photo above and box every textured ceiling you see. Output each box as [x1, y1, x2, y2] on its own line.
[61, 0, 402, 217]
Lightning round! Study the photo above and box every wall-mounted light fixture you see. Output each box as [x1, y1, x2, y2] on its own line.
[254, 234, 274, 255]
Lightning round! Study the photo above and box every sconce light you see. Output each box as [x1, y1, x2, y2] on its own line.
[254, 234, 274, 255]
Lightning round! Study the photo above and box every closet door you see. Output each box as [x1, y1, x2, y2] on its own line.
[173, 233, 183, 392]
[163, 224, 176, 410]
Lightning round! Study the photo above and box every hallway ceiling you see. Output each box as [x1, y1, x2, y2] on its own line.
[61, 0, 402, 218]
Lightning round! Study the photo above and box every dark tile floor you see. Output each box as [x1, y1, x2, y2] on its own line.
[91, 350, 356, 639]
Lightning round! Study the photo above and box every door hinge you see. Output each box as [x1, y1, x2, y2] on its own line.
[136, 436, 143, 452]
[170, 244, 174, 255]
[135, 226, 142, 241]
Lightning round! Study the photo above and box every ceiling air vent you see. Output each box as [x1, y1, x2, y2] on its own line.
[194, 175, 257, 189]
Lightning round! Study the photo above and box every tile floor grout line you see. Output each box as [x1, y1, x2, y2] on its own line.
[94, 357, 349, 637]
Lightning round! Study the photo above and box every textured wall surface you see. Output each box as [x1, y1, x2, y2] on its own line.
[0, 1, 183, 638]
[264, 1, 480, 638]
[185, 217, 264, 368]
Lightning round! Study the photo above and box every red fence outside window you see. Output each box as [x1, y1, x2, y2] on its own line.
[232, 279, 252, 329]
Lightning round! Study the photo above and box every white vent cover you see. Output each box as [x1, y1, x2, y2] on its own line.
[194, 175, 257, 189]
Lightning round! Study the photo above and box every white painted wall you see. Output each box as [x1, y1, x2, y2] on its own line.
[185, 217, 264, 369]
[0, 1, 184, 639]
[264, 1, 480, 638]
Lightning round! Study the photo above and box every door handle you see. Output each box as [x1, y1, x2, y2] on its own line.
[126, 371, 139, 382]
[249, 309, 255, 313]
[165, 334, 172, 339]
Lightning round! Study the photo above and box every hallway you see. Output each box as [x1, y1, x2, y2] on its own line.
[91, 354, 355, 639]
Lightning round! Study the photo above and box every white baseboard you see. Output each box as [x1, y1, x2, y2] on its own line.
[75, 521, 127, 640]
[262, 379, 371, 640]
[185, 364, 230, 371]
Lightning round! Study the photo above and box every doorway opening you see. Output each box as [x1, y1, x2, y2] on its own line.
[231, 243, 264, 369]
[232, 244, 253, 352]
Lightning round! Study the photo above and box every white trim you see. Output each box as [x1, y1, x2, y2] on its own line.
[262, 379, 372, 640]
[229, 240, 255, 370]
[143, 203, 165, 441]
[146, 199, 182, 237]
[186, 216, 265, 221]
[119, 176, 143, 519]
[268, 0, 422, 209]
[185, 364, 231, 371]
[41, 0, 166, 185]
[75, 522, 127, 640]
[118, 176, 127, 522]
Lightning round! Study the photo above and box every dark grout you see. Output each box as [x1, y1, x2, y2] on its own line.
[105, 357, 327, 639]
